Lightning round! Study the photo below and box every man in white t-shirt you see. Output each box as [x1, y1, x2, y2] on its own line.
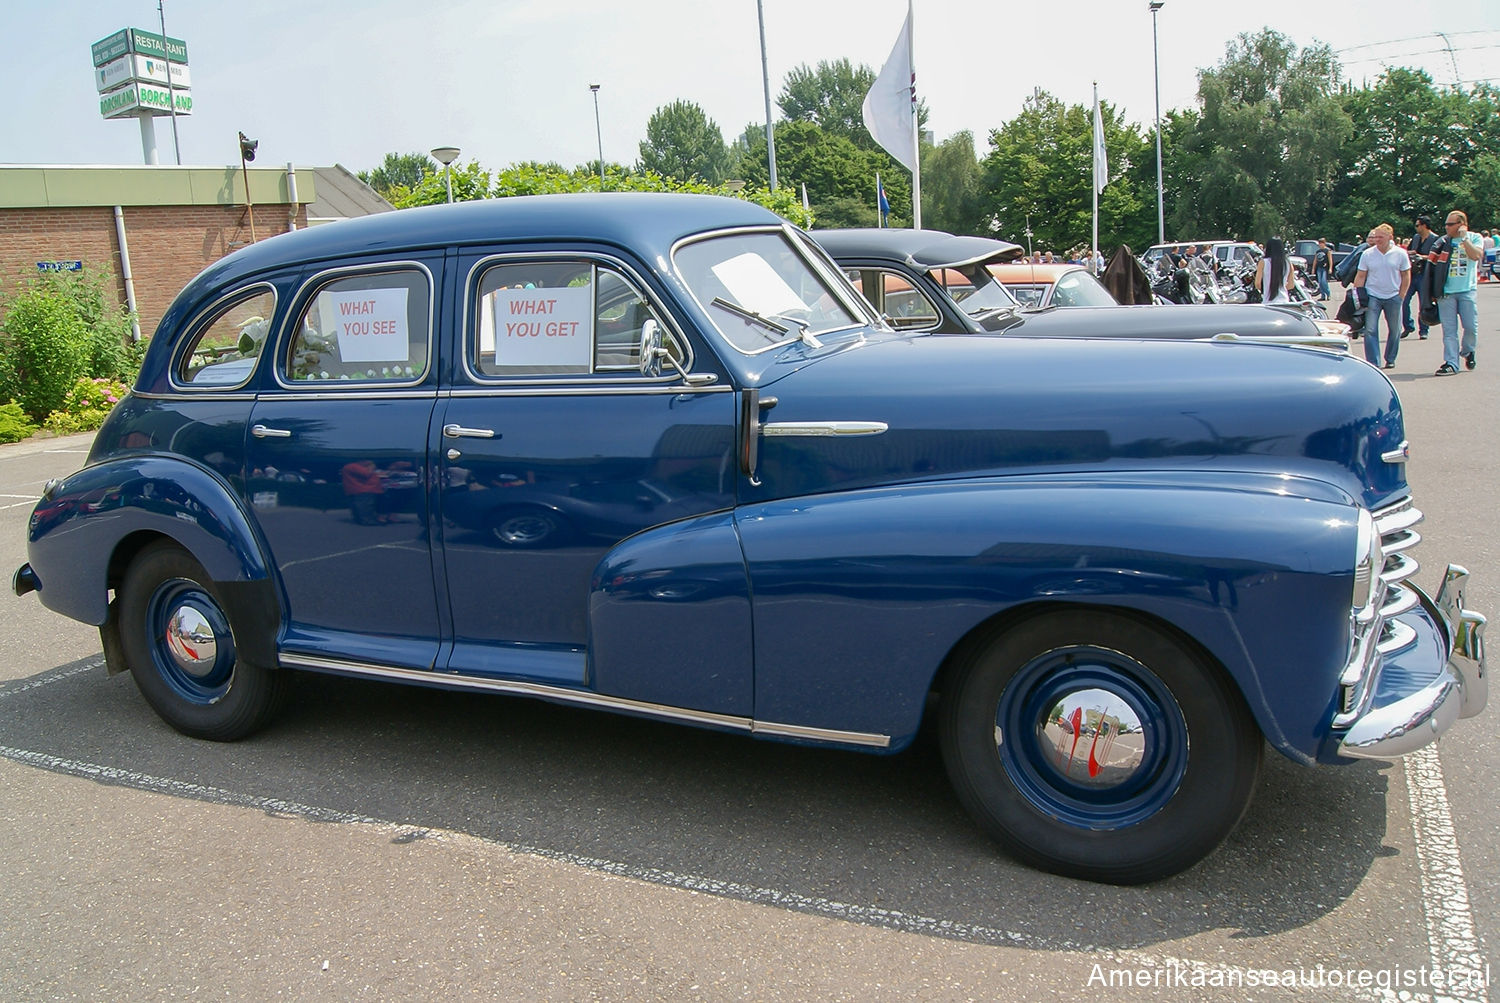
[1353, 223, 1411, 370]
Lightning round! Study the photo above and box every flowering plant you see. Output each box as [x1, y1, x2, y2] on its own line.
[43, 376, 130, 434]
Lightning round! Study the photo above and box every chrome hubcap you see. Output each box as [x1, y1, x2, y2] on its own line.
[1037, 687, 1146, 788]
[164, 604, 218, 676]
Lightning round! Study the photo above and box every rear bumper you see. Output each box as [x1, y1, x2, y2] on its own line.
[1337, 565, 1487, 760]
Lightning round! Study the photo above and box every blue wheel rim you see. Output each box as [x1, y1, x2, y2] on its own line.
[146, 578, 236, 704]
[996, 645, 1188, 830]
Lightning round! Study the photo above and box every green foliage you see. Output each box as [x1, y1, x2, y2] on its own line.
[777, 59, 928, 147]
[982, 91, 1154, 253]
[42, 376, 130, 435]
[639, 100, 731, 184]
[0, 284, 89, 421]
[38, 272, 138, 382]
[388, 161, 493, 208]
[358, 152, 434, 199]
[737, 120, 909, 228]
[0, 401, 37, 444]
[922, 131, 985, 235]
[1166, 29, 1352, 241]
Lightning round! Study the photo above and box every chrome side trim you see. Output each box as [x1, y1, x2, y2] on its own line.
[751, 720, 891, 749]
[133, 390, 257, 402]
[1381, 440, 1411, 464]
[762, 421, 889, 437]
[445, 384, 732, 398]
[279, 653, 892, 748]
[255, 389, 439, 402]
[1207, 332, 1350, 351]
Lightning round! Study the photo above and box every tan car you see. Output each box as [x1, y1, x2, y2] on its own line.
[987, 262, 1119, 309]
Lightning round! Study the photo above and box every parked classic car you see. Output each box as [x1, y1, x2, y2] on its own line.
[816, 228, 1349, 348]
[15, 194, 1487, 884]
[986, 262, 1120, 309]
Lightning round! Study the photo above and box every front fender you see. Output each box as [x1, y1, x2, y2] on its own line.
[738, 472, 1360, 759]
[26, 454, 273, 627]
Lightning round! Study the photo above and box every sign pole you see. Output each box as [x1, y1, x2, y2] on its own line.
[240, 140, 257, 242]
[138, 112, 159, 165]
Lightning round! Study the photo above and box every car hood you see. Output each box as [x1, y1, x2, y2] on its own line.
[749, 333, 1405, 510]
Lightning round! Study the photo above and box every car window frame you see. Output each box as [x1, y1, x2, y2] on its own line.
[167, 282, 279, 394]
[458, 249, 698, 388]
[844, 264, 943, 332]
[271, 259, 437, 392]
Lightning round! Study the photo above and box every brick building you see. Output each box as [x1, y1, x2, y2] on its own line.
[0, 165, 389, 341]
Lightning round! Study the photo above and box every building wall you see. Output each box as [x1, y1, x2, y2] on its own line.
[0, 202, 307, 340]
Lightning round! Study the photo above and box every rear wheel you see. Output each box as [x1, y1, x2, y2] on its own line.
[118, 541, 289, 741]
[940, 609, 1261, 884]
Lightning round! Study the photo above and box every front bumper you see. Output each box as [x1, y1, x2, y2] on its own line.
[1337, 565, 1487, 760]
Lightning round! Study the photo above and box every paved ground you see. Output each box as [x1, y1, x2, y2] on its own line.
[1, 287, 1495, 1000]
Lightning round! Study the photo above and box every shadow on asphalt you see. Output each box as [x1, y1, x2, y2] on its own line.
[0, 655, 1394, 952]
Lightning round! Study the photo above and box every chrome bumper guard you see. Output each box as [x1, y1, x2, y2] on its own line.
[1338, 565, 1488, 760]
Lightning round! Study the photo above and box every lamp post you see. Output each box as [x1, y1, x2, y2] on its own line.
[1149, 0, 1165, 245]
[238, 131, 258, 242]
[589, 84, 605, 190]
[431, 146, 460, 204]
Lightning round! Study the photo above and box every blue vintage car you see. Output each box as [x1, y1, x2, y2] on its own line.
[14, 193, 1487, 883]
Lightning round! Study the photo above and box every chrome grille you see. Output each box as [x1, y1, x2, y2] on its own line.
[1336, 497, 1423, 725]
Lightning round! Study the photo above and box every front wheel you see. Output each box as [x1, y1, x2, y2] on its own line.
[940, 609, 1261, 884]
[118, 541, 289, 741]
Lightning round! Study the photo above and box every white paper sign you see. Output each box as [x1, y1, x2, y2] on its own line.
[710, 252, 806, 315]
[320, 288, 410, 363]
[487, 286, 592, 370]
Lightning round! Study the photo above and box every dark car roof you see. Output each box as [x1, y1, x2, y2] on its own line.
[1012, 303, 1319, 339]
[813, 228, 1024, 269]
[179, 193, 786, 302]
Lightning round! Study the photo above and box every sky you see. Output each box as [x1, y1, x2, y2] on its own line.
[2, 0, 1498, 176]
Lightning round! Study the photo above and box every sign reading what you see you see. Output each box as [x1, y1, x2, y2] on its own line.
[320, 288, 410, 363]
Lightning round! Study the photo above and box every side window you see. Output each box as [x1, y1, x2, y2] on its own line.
[472, 260, 681, 378]
[177, 287, 276, 388]
[285, 269, 430, 385]
[842, 267, 938, 330]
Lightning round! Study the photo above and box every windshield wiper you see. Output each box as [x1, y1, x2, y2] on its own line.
[711, 298, 823, 348]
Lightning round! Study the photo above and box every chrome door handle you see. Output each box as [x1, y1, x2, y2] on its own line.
[251, 424, 291, 439]
[443, 424, 496, 439]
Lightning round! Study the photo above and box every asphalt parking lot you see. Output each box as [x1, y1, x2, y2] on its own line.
[1, 287, 1495, 1001]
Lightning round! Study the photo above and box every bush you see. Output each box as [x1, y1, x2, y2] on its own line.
[42, 376, 130, 435]
[0, 401, 37, 444]
[0, 286, 89, 421]
[48, 272, 138, 382]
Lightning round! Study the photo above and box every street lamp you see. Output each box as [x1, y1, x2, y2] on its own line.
[589, 84, 605, 191]
[430, 146, 460, 204]
[1149, 0, 1165, 245]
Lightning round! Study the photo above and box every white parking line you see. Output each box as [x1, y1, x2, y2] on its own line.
[1405, 746, 1490, 1003]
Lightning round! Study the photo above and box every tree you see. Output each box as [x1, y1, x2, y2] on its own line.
[922, 131, 984, 235]
[735, 119, 910, 228]
[778, 59, 928, 148]
[358, 152, 433, 199]
[980, 91, 1154, 253]
[388, 161, 493, 207]
[638, 100, 731, 184]
[1166, 30, 1352, 240]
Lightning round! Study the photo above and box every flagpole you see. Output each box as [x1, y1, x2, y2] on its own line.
[876, 171, 882, 228]
[1091, 81, 1099, 274]
[908, 0, 921, 229]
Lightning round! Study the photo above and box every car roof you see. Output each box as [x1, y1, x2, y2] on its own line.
[813, 228, 1023, 269]
[177, 192, 786, 301]
[987, 263, 1080, 282]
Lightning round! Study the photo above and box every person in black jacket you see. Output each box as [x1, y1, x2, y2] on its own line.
[1403, 216, 1439, 339]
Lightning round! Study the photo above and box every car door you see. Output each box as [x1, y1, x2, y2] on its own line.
[244, 256, 442, 671]
[436, 249, 751, 714]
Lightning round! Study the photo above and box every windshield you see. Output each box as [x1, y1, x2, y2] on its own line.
[1050, 270, 1119, 307]
[929, 263, 1019, 318]
[674, 230, 862, 354]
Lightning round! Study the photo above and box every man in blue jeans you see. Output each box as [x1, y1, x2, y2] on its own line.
[1434, 209, 1484, 376]
[1354, 223, 1410, 370]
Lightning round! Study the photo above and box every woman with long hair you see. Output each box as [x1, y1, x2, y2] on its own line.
[1254, 238, 1295, 305]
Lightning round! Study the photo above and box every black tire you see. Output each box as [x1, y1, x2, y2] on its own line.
[940, 608, 1261, 884]
[118, 541, 289, 741]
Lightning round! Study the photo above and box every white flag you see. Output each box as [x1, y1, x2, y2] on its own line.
[1092, 94, 1108, 194]
[862, 10, 917, 173]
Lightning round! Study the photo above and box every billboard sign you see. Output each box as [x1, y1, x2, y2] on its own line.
[95, 53, 191, 93]
[90, 28, 189, 67]
[99, 82, 194, 120]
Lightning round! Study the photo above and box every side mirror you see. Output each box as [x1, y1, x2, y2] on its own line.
[639, 319, 663, 378]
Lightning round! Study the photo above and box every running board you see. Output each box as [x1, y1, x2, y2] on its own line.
[279, 653, 892, 749]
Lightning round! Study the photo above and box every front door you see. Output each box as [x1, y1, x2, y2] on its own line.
[437, 251, 750, 713]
